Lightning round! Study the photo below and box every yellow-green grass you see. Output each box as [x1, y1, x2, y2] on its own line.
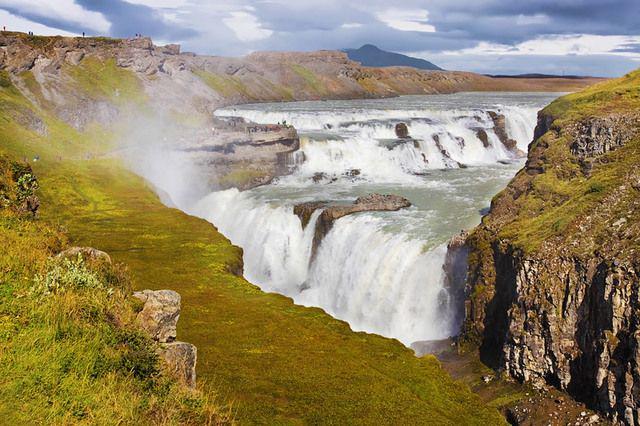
[0, 159, 229, 425]
[484, 69, 640, 254]
[290, 64, 328, 96]
[0, 54, 505, 424]
[194, 70, 255, 100]
[65, 57, 147, 106]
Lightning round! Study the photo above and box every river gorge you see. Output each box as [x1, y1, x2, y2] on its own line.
[166, 92, 560, 348]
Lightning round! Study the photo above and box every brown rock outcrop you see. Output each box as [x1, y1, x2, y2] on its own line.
[488, 111, 523, 156]
[294, 193, 411, 257]
[463, 88, 640, 424]
[133, 289, 180, 343]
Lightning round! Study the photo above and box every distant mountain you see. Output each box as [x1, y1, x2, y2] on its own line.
[343, 44, 442, 71]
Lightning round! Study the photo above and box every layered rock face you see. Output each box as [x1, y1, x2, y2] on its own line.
[463, 72, 640, 424]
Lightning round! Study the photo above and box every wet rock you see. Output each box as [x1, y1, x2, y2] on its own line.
[157, 341, 197, 388]
[475, 129, 490, 148]
[57, 246, 112, 263]
[395, 122, 409, 138]
[132, 289, 180, 343]
[294, 193, 411, 258]
[488, 111, 520, 154]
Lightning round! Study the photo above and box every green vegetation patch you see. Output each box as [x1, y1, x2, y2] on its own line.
[194, 70, 254, 99]
[483, 69, 640, 255]
[291, 64, 328, 95]
[0, 155, 229, 425]
[65, 57, 147, 105]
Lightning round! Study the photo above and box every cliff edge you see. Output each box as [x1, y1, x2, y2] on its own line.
[463, 69, 640, 424]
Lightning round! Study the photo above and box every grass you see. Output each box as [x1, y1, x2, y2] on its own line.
[0, 155, 230, 425]
[65, 57, 147, 106]
[291, 64, 328, 95]
[480, 68, 640, 255]
[194, 70, 254, 100]
[0, 43, 506, 424]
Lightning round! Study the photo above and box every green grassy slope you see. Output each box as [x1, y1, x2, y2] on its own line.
[0, 161, 228, 424]
[0, 61, 505, 424]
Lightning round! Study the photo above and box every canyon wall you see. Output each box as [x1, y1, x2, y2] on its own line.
[463, 70, 640, 424]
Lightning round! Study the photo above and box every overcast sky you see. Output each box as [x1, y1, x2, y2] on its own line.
[1, 0, 639, 76]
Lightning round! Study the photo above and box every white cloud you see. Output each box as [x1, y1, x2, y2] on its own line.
[223, 10, 273, 42]
[123, 0, 189, 7]
[341, 22, 362, 29]
[440, 34, 640, 58]
[0, 0, 111, 33]
[376, 9, 435, 33]
[0, 9, 77, 35]
[515, 14, 550, 26]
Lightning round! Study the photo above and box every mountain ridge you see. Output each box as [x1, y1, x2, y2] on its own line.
[343, 44, 443, 70]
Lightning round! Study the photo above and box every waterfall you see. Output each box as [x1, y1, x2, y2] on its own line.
[217, 103, 540, 183]
[142, 93, 556, 350]
[189, 190, 459, 345]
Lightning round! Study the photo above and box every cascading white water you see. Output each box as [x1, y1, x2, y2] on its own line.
[217, 101, 540, 182]
[189, 189, 457, 344]
[169, 93, 560, 349]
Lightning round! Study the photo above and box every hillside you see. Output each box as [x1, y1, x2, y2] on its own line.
[0, 33, 512, 423]
[0, 32, 600, 129]
[463, 70, 640, 423]
[343, 44, 443, 70]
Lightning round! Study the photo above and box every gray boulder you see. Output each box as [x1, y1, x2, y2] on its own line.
[157, 341, 197, 388]
[132, 289, 180, 343]
[57, 246, 111, 263]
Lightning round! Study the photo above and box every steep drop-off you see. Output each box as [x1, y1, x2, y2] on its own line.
[464, 70, 640, 423]
[0, 32, 509, 423]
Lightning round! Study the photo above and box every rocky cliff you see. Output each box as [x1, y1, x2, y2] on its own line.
[0, 32, 600, 123]
[463, 70, 640, 424]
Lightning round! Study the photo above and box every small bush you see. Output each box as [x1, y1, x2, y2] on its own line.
[32, 255, 109, 296]
[586, 182, 605, 194]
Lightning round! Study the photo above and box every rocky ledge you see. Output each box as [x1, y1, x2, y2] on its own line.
[294, 193, 411, 257]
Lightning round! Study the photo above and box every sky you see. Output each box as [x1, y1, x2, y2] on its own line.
[1, 0, 639, 77]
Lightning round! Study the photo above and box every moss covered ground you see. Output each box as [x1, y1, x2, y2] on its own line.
[487, 69, 640, 254]
[0, 57, 506, 424]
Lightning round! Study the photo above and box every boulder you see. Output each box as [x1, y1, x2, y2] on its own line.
[57, 246, 111, 263]
[395, 122, 410, 138]
[157, 341, 197, 388]
[65, 50, 84, 65]
[132, 289, 180, 343]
